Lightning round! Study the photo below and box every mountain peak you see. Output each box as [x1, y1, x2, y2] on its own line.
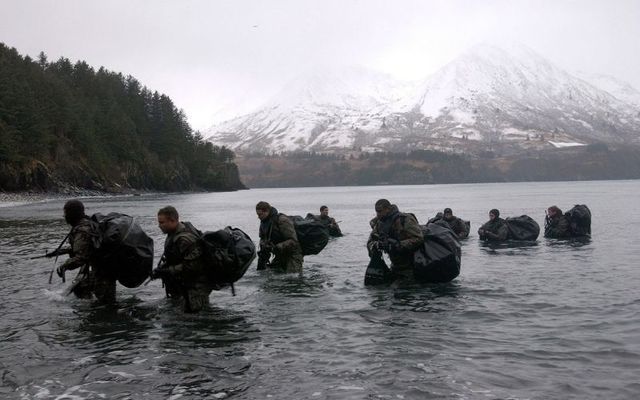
[206, 44, 640, 153]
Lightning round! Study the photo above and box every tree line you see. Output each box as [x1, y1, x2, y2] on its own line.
[0, 43, 243, 192]
[237, 144, 640, 188]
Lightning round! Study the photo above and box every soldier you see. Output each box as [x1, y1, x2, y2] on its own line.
[366, 199, 423, 279]
[442, 208, 469, 239]
[256, 201, 303, 273]
[151, 206, 213, 313]
[55, 199, 116, 303]
[544, 205, 571, 238]
[319, 205, 342, 237]
[478, 209, 509, 242]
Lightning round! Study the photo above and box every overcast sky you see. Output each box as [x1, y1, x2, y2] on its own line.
[1, 0, 639, 130]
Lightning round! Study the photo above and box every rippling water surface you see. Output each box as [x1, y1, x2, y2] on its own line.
[1, 181, 639, 399]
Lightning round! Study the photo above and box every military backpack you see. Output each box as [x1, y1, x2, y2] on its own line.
[287, 215, 330, 256]
[179, 222, 256, 293]
[90, 213, 154, 288]
[565, 204, 591, 236]
[505, 215, 540, 241]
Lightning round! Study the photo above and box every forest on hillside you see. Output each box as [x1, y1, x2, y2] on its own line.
[0, 43, 243, 192]
[237, 145, 640, 187]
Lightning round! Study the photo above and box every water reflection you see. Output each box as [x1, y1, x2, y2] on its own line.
[545, 236, 592, 248]
[257, 265, 332, 297]
[479, 240, 540, 256]
[367, 281, 462, 313]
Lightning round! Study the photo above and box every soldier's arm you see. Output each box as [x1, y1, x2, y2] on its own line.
[483, 223, 507, 241]
[60, 227, 93, 271]
[366, 228, 379, 254]
[399, 216, 423, 251]
[544, 219, 559, 238]
[274, 215, 298, 254]
[172, 236, 203, 275]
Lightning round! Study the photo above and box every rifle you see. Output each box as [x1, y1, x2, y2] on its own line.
[30, 247, 72, 260]
[372, 232, 391, 254]
[31, 233, 71, 284]
[144, 255, 168, 286]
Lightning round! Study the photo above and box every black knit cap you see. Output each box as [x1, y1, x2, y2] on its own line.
[443, 208, 452, 214]
[489, 209, 500, 217]
[64, 199, 85, 224]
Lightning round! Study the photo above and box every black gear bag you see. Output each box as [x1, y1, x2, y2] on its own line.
[505, 215, 540, 241]
[289, 216, 330, 256]
[91, 213, 154, 288]
[413, 223, 461, 283]
[200, 227, 256, 290]
[565, 204, 591, 236]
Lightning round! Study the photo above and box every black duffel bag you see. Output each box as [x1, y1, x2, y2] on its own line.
[413, 223, 461, 283]
[91, 213, 154, 288]
[505, 215, 540, 241]
[565, 204, 591, 236]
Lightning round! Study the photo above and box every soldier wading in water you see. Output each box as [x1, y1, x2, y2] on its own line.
[152, 206, 215, 313]
[56, 200, 116, 303]
[367, 199, 423, 280]
[256, 201, 303, 273]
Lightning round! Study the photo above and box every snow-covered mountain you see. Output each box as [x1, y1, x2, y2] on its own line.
[574, 71, 640, 107]
[205, 66, 415, 152]
[206, 44, 640, 153]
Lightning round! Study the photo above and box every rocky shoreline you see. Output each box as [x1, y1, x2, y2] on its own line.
[0, 188, 149, 207]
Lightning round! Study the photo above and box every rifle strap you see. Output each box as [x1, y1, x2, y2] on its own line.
[48, 233, 71, 285]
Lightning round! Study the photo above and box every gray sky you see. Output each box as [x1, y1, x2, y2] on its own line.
[1, 0, 639, 130]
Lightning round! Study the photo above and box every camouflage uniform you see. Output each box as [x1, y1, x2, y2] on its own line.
[544, 214, 571, 238]
[61, 217, 116, 303]
[367, 206, 423, 279]
[478, 218, 509, 242]
[161, 222, 214, 313]
[259, 209, 303, 273]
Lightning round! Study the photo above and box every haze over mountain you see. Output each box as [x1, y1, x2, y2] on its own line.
[206, 44, 640, 154]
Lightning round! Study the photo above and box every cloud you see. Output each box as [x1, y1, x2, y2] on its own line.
[1, 0, 638, 129]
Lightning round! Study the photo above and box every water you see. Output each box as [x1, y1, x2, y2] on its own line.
[1, 181, 639, 399]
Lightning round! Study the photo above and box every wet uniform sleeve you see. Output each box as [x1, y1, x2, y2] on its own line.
[398, 215, 424, 251]
[478, 221, 489, 238]
[170, 235, 203, 275]
[367, 226, 379, 253]
[275, 215, 299, 254]
[545, 216, 570, 238]
[544, 218, 558, 237]
[484, 222, 509, 241]
[61, 226, 93, 271]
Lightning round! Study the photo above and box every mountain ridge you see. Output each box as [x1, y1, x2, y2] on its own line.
[206, 43, 640, 154]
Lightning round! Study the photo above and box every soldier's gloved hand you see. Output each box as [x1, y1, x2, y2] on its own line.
[56, 264, 66, 278]
[386, 238, 400, 253]
[150, 266, 169, 280]
[261, 241, 274, 254]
